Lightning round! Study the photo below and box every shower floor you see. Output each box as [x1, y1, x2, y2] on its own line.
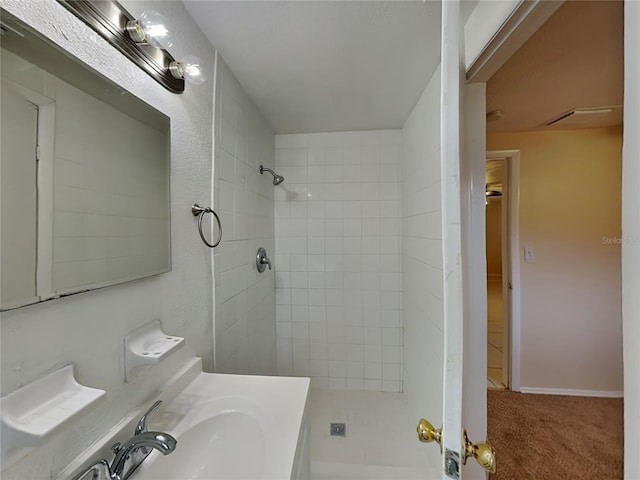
[308, 389, 437, 479]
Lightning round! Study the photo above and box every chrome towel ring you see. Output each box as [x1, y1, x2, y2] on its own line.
[191, 204, 222, 248]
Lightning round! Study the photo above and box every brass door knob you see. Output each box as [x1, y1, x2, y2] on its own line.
[416, 419, 442, 446]
[463, 430, 497, 474]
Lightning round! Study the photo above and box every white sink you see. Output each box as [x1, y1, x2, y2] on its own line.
[136, 411, 265, 479]
[131, 360, 310, 480]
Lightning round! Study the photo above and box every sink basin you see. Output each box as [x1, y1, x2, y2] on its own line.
[136, 412, 265, 480]
[125, 359, 310, 480]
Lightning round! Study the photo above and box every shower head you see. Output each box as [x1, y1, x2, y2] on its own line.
[259, 165, 285, 186]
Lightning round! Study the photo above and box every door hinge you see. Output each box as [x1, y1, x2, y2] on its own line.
[508, 281, 513, 290]
[36, 145, 40, 161]
[444, 449, 460, 479]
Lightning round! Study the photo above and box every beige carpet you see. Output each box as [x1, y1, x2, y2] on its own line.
[487, 390, 623, 480]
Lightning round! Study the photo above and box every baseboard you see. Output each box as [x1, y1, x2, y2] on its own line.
[519, 387, 624, 398]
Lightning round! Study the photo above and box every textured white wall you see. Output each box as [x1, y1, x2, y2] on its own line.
[274, 131, 403, 392]
[0, 1, 215, 478]
[401, 66, 442, 469]
[213, 56, 277, 375]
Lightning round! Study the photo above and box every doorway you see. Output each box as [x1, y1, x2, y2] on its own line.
[485, 156, 506, 390]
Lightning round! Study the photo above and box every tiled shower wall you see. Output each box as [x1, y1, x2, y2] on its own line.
[274, 131, 403, 392]
[213, 57, 277, 375]
[401, 67, 444, 452]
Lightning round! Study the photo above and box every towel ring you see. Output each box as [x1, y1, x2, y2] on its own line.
[191, 204, 222, 248]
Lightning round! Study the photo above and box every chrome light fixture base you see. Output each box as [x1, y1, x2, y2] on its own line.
[56, 0, 185, 93]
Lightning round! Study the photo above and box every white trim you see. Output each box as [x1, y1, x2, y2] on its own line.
[210, 49, 219, 372]
[460, 82, 489, 479]
[623, 3, 640, 477]
[487, 150, 521, 392]
[519, 387, 624, 398]
[440, 1, 464, 475]
[465, 0, 563, 82]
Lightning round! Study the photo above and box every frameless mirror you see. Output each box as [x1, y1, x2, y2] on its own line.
[0, 10, 171, 311]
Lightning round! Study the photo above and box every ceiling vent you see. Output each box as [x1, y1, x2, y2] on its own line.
[541, 106, 622, 128]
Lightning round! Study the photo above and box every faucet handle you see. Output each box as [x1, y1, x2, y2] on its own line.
[135, 400, 163, 435]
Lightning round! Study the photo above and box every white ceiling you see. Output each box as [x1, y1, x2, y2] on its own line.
[487, 0, 623, 133]
[184, 1, 476, 134]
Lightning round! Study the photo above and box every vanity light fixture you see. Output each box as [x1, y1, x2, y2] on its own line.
[126, 10, 173, 49]
[127, 10, 206, 85]
[56, 1, 207, 92]
[169, 55, 207, 85]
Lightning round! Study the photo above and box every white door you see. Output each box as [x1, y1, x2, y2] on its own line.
[433, 1, 640, 479]
[0, 80, 39, 309]
[415, 2, 493, 479]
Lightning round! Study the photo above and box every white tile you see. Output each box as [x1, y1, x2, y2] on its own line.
[328, 378, 347, 390]
[291, 255, 308, 271]
[364, 344, 382, 363]
[365, 362, 382, 380]
[291, 271, 308, 286]
[307, 164, 325, 183]
[311, 377, 329, 389]
[276, 322, 292, 339]
[343, 183, 362, 201]
[308, 237, 325, 254]
[310, 340, 328, 359]
[363, 327, 382, 345]
[328, 343, 346, 361]
[310, 360, 328, 377]
[347, 361, 364, 379]
[308, 255, 325, 272]
[325, 272, 344, 289]
[382, 345, 402, 364]
[324, 165, 344, 183]
[309, 306, 326, 322]
[291, 306, 309, 322]
[327, 325, 345, 344]
[308, 272, 325, 289]
[309, 289, 326, 306]
[346, 378, 365, 391]
[328, 361, 347, 378]
[345, 326, 363, 344]
[310, 323, 327, 342]
[364, 379, 382, 391]
[308, 148, 326, 166]
[382, 328, 401, 346]
[382, 380, 401, 393]
[275, 134, 308, 149]
[291, 288, 308, 306]
[383, 363, 401, 381]
[292, 322, 310, 340]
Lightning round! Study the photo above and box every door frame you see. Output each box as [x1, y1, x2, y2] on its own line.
[460, 1, 638, 478]
[486, 150, 521, 391]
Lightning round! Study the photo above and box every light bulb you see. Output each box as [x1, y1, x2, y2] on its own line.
[169, 55, 206, 85]
[126, 10, 173, 50]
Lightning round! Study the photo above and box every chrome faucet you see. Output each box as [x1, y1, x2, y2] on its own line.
[110, 431, 176, 479]
[73, 400, 177, 480]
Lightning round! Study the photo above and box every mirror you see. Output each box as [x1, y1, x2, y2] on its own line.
[1, 10, 171, 311]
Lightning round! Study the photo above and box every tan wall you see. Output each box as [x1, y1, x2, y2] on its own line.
[485, 199, 502, 276]
[487, 126, 623, 392]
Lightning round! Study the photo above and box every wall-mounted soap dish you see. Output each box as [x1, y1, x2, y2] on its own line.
[0, 364, 105, 467]
[124, 320, 184, 382]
